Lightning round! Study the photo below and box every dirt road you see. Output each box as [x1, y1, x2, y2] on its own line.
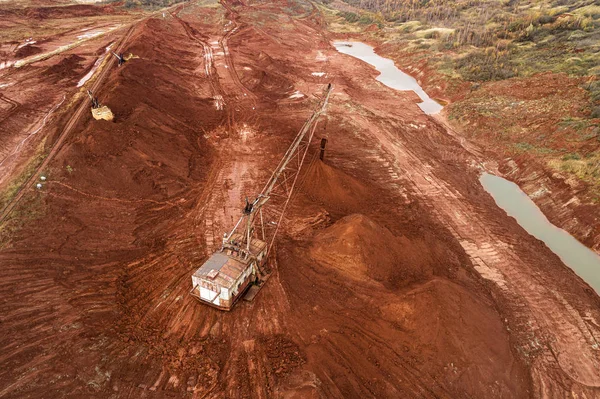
[0, 0, 599, 398]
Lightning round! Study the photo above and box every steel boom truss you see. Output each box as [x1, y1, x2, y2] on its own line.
[223, 84, 333, 271]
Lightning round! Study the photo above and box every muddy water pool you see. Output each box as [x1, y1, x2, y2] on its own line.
[333, 41, 443, 115]
[480, 172, 600, 294]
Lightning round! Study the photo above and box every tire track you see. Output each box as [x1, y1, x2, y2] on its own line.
[0, 5, 182, 225]
[0, 25, 136, 224]
[352, 110, 600, 395]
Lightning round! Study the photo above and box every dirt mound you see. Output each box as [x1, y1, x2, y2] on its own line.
[24, 4, 116, 19]
[310, 213, 433, 288]
[380, 278, 527, 398]
[300, 160, 370, 214]
[282, 238, 528, 398]
[14, 45, 42, 58]
[44, 54, 85, 83]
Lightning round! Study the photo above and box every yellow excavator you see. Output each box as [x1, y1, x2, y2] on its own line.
[87, 90, 114, 121]
[111, 51, 137, 67]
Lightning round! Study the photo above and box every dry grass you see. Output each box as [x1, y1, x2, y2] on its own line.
[549, 152, 600, 182]
[0, 137, 47, 212]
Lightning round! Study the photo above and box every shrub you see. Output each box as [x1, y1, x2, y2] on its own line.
[358, 14, 374, 24]
[339, 11, 359, 23]
[563, 153, 582, 160]
[456, 50, 517, 81]
[584, 80, 600, 104]
[424, 30, 440, 39]
[537, 14, 557, 25]
[508, 20, 527, 32]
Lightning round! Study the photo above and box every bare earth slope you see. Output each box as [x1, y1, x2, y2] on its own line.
[0, 0, 599, 398]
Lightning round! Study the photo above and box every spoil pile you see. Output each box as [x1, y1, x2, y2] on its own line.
[301, 160, 370, 214]
[310, 213, 433, 288]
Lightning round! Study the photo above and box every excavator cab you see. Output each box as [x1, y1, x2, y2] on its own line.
[86, 89, 114, 121]
[87, 90, 99, 109]
[112, 51, 125, 67]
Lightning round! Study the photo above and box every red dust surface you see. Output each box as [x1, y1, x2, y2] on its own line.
[0, 0, 599, 398]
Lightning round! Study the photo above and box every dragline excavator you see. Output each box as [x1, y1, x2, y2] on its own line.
[111, 51, 137, 67]
[190, 84, 333, 311]
[112, 52, 126, 66]
[87, 90, 114, 121]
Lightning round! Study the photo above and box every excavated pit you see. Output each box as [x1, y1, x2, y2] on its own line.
[1, 0, 599, 398]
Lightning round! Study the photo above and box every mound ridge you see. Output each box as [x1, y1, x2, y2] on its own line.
[310, 213, 434, 288]
[300, 160, 370, 213]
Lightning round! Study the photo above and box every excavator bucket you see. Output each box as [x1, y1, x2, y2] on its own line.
[92, 105, 114, 121]
[111, 51, 138, 67]
[87, 90, 113, 121]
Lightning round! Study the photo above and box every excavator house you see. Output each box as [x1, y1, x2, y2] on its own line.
[191, 84, 333, 311]
[190, 233, 266, 310]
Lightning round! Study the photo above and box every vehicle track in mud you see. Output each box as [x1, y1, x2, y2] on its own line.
[0, 94, 20, 120]
[0, 0, 599, 398]
[0, 25, 134, 223]
[321, 50, 600, 394]
[175, 0, 277, 256]
[348, 113, 600, 395]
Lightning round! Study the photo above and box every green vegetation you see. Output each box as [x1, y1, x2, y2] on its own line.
[321, 0, 600, 197]
[559, 117, 599, 141]
[549, 151, 600, 196]
[0, 140, 48, 249]
[0, 189, 46, 248]
[513, 142, 556, 154]
[0, 139, 47, 212]
[321, 0, 600, 102]
[563, 152, 582, 161]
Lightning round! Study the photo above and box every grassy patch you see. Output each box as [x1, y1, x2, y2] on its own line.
[0, 189, 46, 250]
[549, 151, 600, 189]
[455, 50, 518, 81]
[0, 138, 47, 212]
[512, 142, 556, 154]
[559, 117, 599, 141]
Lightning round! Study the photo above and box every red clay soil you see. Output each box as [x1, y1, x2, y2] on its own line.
[0, 0, 599, 398]
[310, 213, 436, 288]
[373, 39, 600, 252]
[24, 4, 121, 19]
[300, 160, 371, 214]
[0, 3, 121, 19]
[14, 44, 43, 58]
[43, 54, 86, 83]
